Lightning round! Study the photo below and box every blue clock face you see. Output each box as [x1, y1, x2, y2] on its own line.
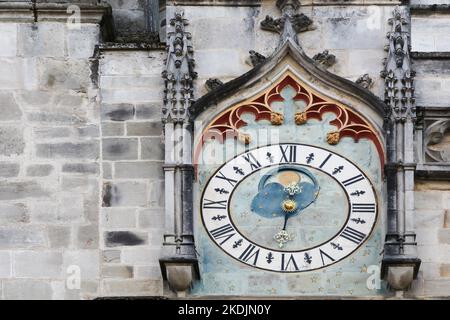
[201, 143, 378, 273]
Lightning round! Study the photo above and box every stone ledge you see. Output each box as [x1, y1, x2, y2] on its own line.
[416, 164, 450, 180]
[98, 42, 165, 52]
[166, 0, 400, 6]
[412, 52, 450, 60]
[411, 4, 450, 14]
[0, 1, 111, 23]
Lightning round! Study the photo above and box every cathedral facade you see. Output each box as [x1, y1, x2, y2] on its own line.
[0, 0, 449, 299]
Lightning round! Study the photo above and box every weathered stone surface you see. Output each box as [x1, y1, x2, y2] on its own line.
[148, 180, 164, 208]
[101, 103, 134, 121]
[0, 251, 11, 278]
[438, 229, 450, 244]
[126, 121, 163, 136]
[134, 266, 162, 280]
[101, 208, 136, 229]
[102, 250, 121, 264]
[77, 125, 99, 138]
[0, 91, 22, 120]
[102, 181, 148, 207]
[76, 225, 99, 250]
[63, 250, 100, 280]
[415, 191, 443, 210]
[102, 279, 162, 296]
[102, 138, 138, 160]
[36, 142, 99, 160]
[121, 248, 161, 266]
[0, 162, 20, 178]
[18, 23, 65, 57]
[103, 162, 112, 179]
[104, 231, 148, 248]
[26, 164, 53, 177]
[141, 137, 164, 160]
[14, 251, 63, 278]
[135, 103, 160, 120]
[0, 58, 37, 90]
[67, 26, 99, 58]
[4, 280, 53, 300]
[0, 24, 17, 57]
[138, 209, 164, 229]
[0, 126, 25, 156]
[102, 122, 125, 136]
[33, 127, 72, 139]
[0, 226, 46, 249]
[48, 226, 71, 249]
[39, 58, 90, 91]
[0, 181, 48, 200]
[101, 265, 133, 279]
[0, 204, 29, 224]
[114, 161, 163, 179]
[62, 163, 99, 175]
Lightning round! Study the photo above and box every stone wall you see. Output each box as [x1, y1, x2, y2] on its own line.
[0, 18, 102, 299]
[98, 48, 166, 297]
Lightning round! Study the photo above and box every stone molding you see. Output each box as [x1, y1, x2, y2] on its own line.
[0, 1, 111, 23]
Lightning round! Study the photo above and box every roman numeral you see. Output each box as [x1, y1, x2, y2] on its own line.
[352, 203, 376, 213]
[242, 152, 261, 171]
[215, 171, 237, 187]
[281, 253, 299, 271]
[280, 145, 297, 163]
[319, 153, 332, 169]
[342, 174, 364, 187]
[210, 224, 235, 245]
[203, 199, 227, 210]
[340, 227, 366, 245]
[319, 249, 335, 266]
[239, 244, 260, 266]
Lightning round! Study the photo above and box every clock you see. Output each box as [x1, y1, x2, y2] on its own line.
[201, 143, 378, 273]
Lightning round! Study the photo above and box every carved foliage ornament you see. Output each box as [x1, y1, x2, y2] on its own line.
[195, 73, 384, 168]
[425, 120, 450, 163]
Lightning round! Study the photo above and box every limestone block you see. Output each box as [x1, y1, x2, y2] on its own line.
[26, 164, 54, 177]
[114, 161, 163, 179]
[102, 250, 121, 264]
[0, 251, 11, 278]
[103, 162, 112, 179]
[36, 142, 99, 160]
[0, 126, 25, 156]
[38, 58, 90, 91]
[148, 180, 164, 208]
[0, 181, 48, 200]
[126, 121, 163, 137]
[102, 181, 148, 207]
[102, 122, 125, 136]
[424, 279, 450, 297]
[195, 49, 245, 78]
[0, 91, 22, 121]
[121, 247, 161, 265]
[101, 103, 135, 121]
[48, 226, 72, 249]
[101, 208, 136, 229]
[62, 250, 100, 280]
[29, 200, 58, 223]
[415, 210, 445, 229]
[76, 225, 99, 250]
[18, 23, 65, 57]
[76, 125, 99, 138]
[0, 162, 20, 178]
[415, 191, 443, 210]
[3, 280, 53, 300]
[104, 231, 148, 248]
[438, 229, 450, 244]
[33, 127, 71, 139]
[100, 51, 165, 76]
[101, 75, 162, 90]
[0, 203, 29, 224]
[412, 16, 450, 52]
[27, 111, 87, 125]
[140, 137, 164, 161]
[0, 58, 38, 90]
[102, 279, 162, 296]
[135, 103, 160, 121]
[101, 265, 133, 279]
[440, 264, 450, 277]
[138, 209, 164, 229]
[102, 138, 138, 160]
[134, 266, 162, 280]
[57, 193, 85, 223]
[0, 24, 17, 57]
[14, 251, 63, 278]
[62, 163, 99, 175]
[100, 88, 161, 104]
[67, 25, 99, 58]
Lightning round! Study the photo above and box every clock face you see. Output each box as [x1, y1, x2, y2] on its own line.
[201, 143, 378, 273]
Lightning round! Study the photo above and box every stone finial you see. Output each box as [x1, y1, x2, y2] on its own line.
[312, 50, 336, 68]
[356, 74, 374, 89]
[205, 78, 224, 92]
[260, 0, 314, 47]
[162, 11, 197, 124]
